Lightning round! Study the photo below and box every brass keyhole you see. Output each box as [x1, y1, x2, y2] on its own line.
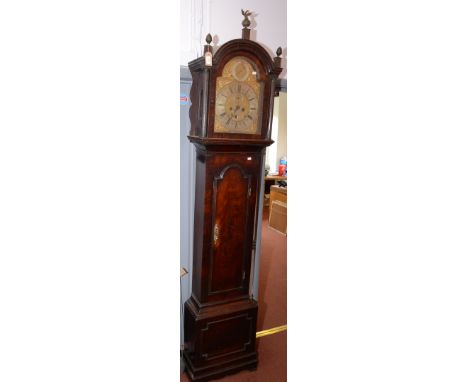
[213, 223, 220, 245]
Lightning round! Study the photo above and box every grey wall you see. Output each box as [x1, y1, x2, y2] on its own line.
[180, 67, 194, 346]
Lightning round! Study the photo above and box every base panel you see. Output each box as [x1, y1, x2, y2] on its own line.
[183, 297, 258, 382]
[182, 350, 257, 382]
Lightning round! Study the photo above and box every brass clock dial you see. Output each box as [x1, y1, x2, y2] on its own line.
[214, 57, 262, 135]
[215, 81, 258, 133]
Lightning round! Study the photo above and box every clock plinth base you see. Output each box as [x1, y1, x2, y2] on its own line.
[183, 297, 258, 382]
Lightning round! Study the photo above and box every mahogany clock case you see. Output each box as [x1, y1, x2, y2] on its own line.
[183, 20, 282, 382]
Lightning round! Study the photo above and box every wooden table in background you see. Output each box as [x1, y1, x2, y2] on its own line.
[264, 175, 287, 195]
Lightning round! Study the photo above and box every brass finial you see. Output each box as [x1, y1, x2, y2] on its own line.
[241, 9, 252, 39]
[274, 47, 282, 68]
[204, 33, 213, 61]
[241, 9, 251, 28]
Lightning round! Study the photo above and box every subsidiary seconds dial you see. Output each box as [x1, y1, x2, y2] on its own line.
[214, 81, 259, 134]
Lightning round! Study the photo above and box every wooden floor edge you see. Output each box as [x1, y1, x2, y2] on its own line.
[256, 324, 287, 338]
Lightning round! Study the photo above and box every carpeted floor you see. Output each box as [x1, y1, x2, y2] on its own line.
[181, 205, 287, 381]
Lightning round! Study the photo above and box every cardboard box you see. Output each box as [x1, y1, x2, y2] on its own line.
[269, 200, 287, 235]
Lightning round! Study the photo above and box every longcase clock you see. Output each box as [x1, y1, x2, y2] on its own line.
[183, 11, 282, 381]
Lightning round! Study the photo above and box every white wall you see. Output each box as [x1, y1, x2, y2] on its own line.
[180, 0, 211, 66]
[266, 91, 287, 173]
[180, 0, 287, 78]
[276, 91, 287, 166]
